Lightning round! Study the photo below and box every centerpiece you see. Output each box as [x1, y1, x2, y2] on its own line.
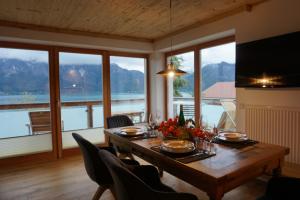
[157, 117, 206, 141]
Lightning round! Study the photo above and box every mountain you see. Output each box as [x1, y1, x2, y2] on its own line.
[0, 58, 145, 95]
[0, 58, 234, 96]
[179, 62, 235, 95]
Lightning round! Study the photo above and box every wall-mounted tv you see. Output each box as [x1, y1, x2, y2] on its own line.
[235, 31, 300, 88]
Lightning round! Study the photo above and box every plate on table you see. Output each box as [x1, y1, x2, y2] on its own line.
[119, 127, 144, 137]
[217, 131, 248, 142]
[161, 140, 195, 153]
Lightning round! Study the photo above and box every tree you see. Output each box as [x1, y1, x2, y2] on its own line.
[171, 56, 187, 97]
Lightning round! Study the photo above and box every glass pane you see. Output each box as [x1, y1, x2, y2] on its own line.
[200, 42, 236, 131]
[168, 51, 194, 120]
[59, 52, 104, 148]
[0, 48, 52, 158]
[110, 56, 146, 123]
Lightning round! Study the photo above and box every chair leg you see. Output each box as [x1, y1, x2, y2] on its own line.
[158, 167, 164, 177]
[92, 185, 107, 200]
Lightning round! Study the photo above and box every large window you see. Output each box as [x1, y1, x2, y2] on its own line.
[0, 47, 53, 158]
[166, 39, 236, 131]
[200, 42, 236, 130]
[59, 52, 104, 149]
[0, 42, 149, 162]
[110, 56, 147, 123]
[167, 52, 194, 120]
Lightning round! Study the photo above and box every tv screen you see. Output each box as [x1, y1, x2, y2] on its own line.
[235, 31, 300, 88]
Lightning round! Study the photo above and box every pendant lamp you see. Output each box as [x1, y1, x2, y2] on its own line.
[156, 0, 187, 77]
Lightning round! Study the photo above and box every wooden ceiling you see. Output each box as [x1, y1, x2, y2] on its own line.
[0, 0, 267, 42]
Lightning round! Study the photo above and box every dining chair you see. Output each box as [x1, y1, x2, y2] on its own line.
[258, 176, 300, 200]
[106, 115, 135, 159]
[99, 149, 198, 200]
[72, 133, 139, 200]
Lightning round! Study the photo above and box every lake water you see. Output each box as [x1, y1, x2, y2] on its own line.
[0, 94, 224, 138]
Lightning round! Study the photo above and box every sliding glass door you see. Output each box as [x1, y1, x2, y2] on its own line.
[59, 52, 104, 149]
[0, 42, 150, 163]
[0, 47, 53, 158]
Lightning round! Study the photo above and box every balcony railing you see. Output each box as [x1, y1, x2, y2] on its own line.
[173, 97, 236, 130]
[0, 98, 145, 137]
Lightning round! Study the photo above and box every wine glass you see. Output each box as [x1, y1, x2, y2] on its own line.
[205, 130, 217, 155]
[148, 114, 156, 130]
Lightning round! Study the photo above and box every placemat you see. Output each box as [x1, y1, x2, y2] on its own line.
[150, 145, 215, 164]
[213, 137, 258, 149]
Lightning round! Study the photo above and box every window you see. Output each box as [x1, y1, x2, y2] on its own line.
[167, 52, 195, 120]
[165, 38, 236, 131]
[200, 42, 236, 130]
[0, 47, 53, 158]
[110, 56, 147, 123]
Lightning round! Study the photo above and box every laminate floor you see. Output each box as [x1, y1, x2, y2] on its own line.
[0, 155, 298, 200]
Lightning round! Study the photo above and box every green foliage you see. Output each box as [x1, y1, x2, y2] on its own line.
[171, 56, 188, 97]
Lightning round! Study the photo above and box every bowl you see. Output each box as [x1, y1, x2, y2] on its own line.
[161, 140, 195, 153]
[223, 132, 242, 140]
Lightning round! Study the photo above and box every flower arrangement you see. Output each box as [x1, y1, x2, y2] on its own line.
[158, 117, 206, 140]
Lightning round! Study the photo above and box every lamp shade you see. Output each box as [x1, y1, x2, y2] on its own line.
[156, 63, 187, 77]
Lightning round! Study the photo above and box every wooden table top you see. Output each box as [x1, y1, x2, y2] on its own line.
[104, 127, 289, 200]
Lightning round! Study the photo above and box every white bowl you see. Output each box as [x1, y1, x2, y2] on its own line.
[161, 140, 195, 153]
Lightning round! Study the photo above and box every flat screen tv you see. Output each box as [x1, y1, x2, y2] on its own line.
[235, 31, 300, 88]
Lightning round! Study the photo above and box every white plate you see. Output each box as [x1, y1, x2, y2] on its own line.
[120, 127, 144, 136]
[161, 140, 195, 153]
[217, 132, 248, 142]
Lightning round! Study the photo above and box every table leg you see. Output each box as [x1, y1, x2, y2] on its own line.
[208, 187, 224, 200]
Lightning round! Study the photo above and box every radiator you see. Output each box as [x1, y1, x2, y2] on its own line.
[245, 105, 300, 164]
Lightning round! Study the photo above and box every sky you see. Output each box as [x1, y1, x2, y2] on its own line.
[171, 42, 236, 72]
[0, 42, 235, 73]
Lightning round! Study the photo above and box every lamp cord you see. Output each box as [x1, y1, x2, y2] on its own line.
[170, 0, 173, 66]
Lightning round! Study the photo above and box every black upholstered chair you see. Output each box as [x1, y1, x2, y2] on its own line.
[72, 133, 139, 200]
[258, 176, 300, 200]
[107, 115, 134, 128]
[99, 149, 198, 200]
[106, 115, 135, 159]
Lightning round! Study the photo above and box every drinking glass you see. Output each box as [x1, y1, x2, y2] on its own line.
[205, 131, 217, 155]
[148, 114, 156, 130]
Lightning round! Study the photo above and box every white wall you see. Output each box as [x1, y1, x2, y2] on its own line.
[149, 52, 165, 119]
[154, 0, 300, 131]
[0, 26, 153, 53]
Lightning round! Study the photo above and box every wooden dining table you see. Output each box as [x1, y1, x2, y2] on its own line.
[104, 126, 289, 200]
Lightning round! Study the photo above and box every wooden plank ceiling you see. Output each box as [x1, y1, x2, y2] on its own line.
[0, 0, 267, 42]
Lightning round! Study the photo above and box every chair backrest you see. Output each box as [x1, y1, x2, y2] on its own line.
[99, 149, 154, 200]
[29, 111, 51, 134]
[72, 133, 113, 186]
[99, 150, 198, 200]
[106, 115, 134, 129]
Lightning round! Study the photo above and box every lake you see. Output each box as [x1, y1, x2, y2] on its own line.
[0, 94, 224, 138]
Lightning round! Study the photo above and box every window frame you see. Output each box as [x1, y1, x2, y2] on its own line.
[164, 36, 235, 126]
[0, 41, 150, 163]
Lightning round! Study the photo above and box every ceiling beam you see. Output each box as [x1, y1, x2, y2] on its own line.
[0, 20, 153, 43]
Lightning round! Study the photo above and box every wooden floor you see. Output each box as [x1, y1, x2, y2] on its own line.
[0, 155, 299, 200]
